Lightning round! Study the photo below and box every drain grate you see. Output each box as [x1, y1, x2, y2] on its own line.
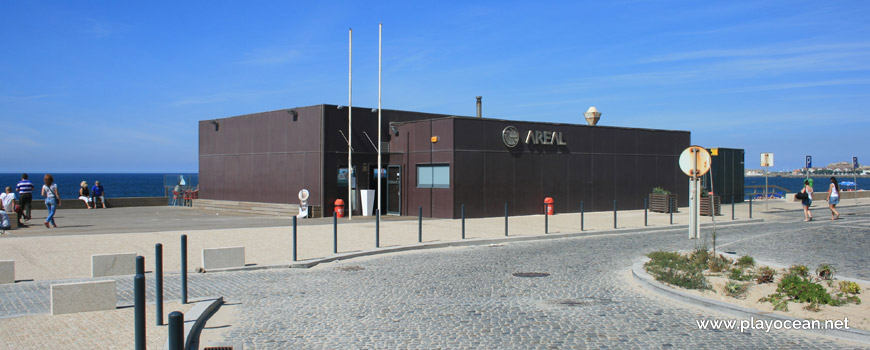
[336, 266, 365, 271]
[512, 272, 550, 278]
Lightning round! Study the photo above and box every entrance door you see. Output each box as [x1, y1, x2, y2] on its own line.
[387, 165, 401, 215]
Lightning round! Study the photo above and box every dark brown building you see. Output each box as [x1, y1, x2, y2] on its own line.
[199, 104, 690, 218]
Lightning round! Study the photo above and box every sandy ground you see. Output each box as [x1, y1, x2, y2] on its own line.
[0, 302, 192, 350]
[669, 266, 870, 331]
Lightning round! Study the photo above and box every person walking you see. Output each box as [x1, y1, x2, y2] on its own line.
[826, 177, 841, 220]
[801, 179, 813, 221]
[41, 174, 61, 228]
[16, 173, 33, 222]
[78, 181, 93, 209]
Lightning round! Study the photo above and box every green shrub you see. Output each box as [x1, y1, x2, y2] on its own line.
[839, 281, 861, 295]
[724, 281, 749, 298]
[787, 265, 809, 278]
[652, 187, 671, 195]
[645, 251, 709, 290]
[777, 274, 832, 305]
[708, 254, 731, 273]
[759, 293, 789, 311]
[736, 255, 755, 268]
[729, 267, 755, 281]
[689, 248, 710, 269]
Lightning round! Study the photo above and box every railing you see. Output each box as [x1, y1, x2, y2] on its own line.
[744, 185, 791, 200]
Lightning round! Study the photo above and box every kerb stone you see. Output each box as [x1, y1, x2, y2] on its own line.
[0, 260, 13, 284]
[91, 252, 137, 277]
[50, 280, 117, 315]
[202, 247, 245, 270]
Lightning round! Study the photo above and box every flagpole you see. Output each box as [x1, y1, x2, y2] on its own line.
[377, 23, 382, 216]
[348, 28, 353, 220]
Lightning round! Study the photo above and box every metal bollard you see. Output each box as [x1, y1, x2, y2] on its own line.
[375, 209, 380, 248]
[731, 195, 735, 220]
[544, 202, 549, 234]
[749, 197, 752, 218]
[669, 198, 674, 225]
[167, 311, 184, 350]
[180, 234, 187, 304]
[580, 201, 584, 231]
[134, 256, 146, 350]
[613, 200, 617, 229]
[292, 216, 297, 262]
[504, 203, 509, 237]
[333, 212, 338, 254]
[418, 207, 423, 243]
[461, 204, 466, 239]
[644, 197, 648, 226]
[155, 244, 164, 326]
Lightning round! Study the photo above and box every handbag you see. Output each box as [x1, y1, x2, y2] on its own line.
[795, 192, 808, 200]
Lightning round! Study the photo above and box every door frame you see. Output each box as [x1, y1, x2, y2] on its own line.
[386, 165, 401, 215]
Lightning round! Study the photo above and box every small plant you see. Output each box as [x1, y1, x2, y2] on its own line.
[804, 302, 821, 312]
[689, 248, 709, 269]
[756, 266, 776, 284]
[736, 255, 755, 268]
[787, 265, 809, 277]
[707, 254, 732, 273]
[729, 267, 755, 282]
[724, 281, 749, 298]
[777, 274, 832, 305]
[839, 281, 861, 295]
[652, 187, 671, 195]
[645, 251, 709, 290]
[759, 293, 789, 311]
[815, 264, 836, 280]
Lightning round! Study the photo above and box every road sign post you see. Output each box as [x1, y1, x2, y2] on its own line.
[854, 157, 860, 204]
[680, 146, 711, 240]
[761, 153, 774, 211]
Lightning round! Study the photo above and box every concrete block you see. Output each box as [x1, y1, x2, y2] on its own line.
[202, 246, 245, 270]
[91, 253, 137, 277]
[50, 280, 117, 315]
[0, 260, 13, 284]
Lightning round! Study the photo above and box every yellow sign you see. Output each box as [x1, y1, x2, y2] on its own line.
[711, 148, 718, 156]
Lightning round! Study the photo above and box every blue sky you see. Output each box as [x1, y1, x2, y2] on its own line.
[2, 1, 869, 172]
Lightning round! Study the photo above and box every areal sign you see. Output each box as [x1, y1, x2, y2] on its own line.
[502, 126, 567, 148]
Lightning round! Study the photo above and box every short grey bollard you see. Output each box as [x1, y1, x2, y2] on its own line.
[731, 195, 735, 220]
[504, 203, 508, 237]
[333, 212, 338, 254]
[749, 197, 753, 218]
[613, 200, 617, 229]
[181, 234, 187, 304]
[167, 311, 184, 350]
[418, 207, 423, 243]
[134, 256, 145, 350]
[644, 197, 648, 226]
[669, 198, 674, 225]
[155, 243, 163, 326]
[544, 202, 549, 234]
[375, 209, 380, 248]
[580, 201, 584, 231]
[461, 204, 466, 239]
[292, 216, 297, 262]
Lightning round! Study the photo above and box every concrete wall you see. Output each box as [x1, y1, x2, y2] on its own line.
[30, 197, 167, 210]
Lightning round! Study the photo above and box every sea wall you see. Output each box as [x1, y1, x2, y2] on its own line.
[29, 197, 167, 210]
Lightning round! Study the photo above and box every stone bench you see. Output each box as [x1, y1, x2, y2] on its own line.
[0, 260, 13, 284]
[202, 247, 245, 270]
[91, 253, 137, 277]
[51, 280, 117, 315]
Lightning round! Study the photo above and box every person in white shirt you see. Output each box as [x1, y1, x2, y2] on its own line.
[0, 186, 22, 227]
[826, 177, 840, 220]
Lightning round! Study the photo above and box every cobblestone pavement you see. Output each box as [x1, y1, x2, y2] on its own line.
[1, 206, 868, 349]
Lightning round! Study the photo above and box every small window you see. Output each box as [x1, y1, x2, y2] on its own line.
[417, 164, 450, 188]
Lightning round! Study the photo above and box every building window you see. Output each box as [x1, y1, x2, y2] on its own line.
[417, 164, 450, 188]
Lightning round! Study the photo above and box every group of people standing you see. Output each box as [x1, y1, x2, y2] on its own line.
[0, 173, 107, 231]
[799, 176, 842, 222]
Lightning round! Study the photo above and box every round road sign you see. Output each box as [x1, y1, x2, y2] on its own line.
[679, 146, 711, 177]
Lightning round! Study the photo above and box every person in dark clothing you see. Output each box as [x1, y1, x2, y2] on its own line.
[16, 173, 33, 221]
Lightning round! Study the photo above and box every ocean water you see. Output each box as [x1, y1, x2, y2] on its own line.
[0, 173, 197, 200]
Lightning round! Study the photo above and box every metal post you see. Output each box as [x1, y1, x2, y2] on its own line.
[418, 206, 422, 243]
[167, 311, 184, 350]
[461, 204, 466, 239]
[749, 197, 753, 219]
[292, 216, 297, 261]
[731, 195, 735, 220]
[333, 212, 338, 254]
[180, 234, 187, 304]
[613, 200, 617, 229]
[155, 244, 163, 326]
[544, 202, 549, 234]
[669, 197, 674, 225]
[375, 209, 380, 248]
[644, 197, 648, 226]
[580, 201, 584, 231]
[134, 256, 145, 350]
[504, 203, 508, 236]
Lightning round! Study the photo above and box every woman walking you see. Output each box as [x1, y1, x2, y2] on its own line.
[79, 181, 93, 209]
[827, 177, 841, 220]
[801, 179, 813, 221]
[42, 174, 61, 228]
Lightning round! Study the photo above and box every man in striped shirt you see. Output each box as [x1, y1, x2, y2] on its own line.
[16, 173, 33, 222]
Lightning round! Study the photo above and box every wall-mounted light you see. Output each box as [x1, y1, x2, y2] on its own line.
[389, 124, 399, 136]
[288, 109, 298, 121]
[371, 108, 378, 113]
[430, 136, 439, 143]
[209, 120, 219, 131]
[337, 105, 344, 110]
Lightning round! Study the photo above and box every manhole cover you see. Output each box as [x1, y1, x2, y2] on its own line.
[512, 272, 550, 278]
[336, 266, 365, 272]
